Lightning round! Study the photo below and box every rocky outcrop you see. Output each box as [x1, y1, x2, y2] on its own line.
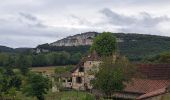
[50, 32, 98, 46]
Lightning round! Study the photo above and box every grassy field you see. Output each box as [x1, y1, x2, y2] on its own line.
[31, 65, 75, 75]
[14, 90, 95, 100]
[31, 66, 58, 75]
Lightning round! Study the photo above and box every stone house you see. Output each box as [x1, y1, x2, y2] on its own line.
[57, 54, 170, 100]
[55, 51, 101, 91]
[71, 52, 101, 90]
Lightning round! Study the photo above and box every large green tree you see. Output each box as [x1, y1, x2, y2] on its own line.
[92, 56, 136, 97]
[0, 68, 22, 99]
[0, 53, 9, 66]
[23, 73, 50, 100]
[90, 32, 117, 56]
[32, 54, 47, 67]
[16, 55, 32, 75]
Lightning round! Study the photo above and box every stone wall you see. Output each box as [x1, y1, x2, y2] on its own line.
[71, 60, 101, 90]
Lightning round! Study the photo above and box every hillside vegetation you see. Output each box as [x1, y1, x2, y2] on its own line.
[37, 33, 170, 61]
[1, 32, 170, 65]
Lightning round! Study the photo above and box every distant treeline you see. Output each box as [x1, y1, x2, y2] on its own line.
[0, 51, 82, 67]
[37, 33, 170, 61]
[1, 33, 170, 65]
[37, 44, 90, 54]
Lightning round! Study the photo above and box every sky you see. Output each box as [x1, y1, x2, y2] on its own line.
[1, 0, 170, 48]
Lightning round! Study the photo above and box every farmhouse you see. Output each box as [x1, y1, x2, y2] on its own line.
[57, 53, 170, 100]
[56, 51, 102, 90]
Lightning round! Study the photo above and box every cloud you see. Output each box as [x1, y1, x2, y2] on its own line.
[1, 0, 170, 47]
[101, 8, 136, 25]
[18, 12, 46, 28]
[100, 8, 170, 35]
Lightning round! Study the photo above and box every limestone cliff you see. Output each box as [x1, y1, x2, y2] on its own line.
[50, 32, 98, 46]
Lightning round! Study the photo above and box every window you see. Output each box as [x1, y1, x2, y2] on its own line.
[76, 77, 82, 83]
[89, 61, 92, 65]
[67, 78, 72, 82]
[79, 67, 84, 72]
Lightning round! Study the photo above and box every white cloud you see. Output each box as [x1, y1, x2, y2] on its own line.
[100, 8, 170, 35]
[0, 0, 170, 47]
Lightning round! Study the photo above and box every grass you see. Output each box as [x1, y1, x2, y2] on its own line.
[31, 66, 58, 75]
[46, 91, 95, 100]
[31, 65, 74, 75]
[14, 90, 95, 100]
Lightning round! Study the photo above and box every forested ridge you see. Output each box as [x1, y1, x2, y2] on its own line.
[1, 33, 170, 67]
[37, 33, 170, 61]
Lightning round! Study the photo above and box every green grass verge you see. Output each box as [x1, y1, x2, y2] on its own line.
[14, 90, 95, 100]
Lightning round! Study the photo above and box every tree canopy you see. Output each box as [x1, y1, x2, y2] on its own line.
[23, 73, 50, 100]
[90, 32, 117, 56]
[92, 56, 136, 96]
[16, 54, 32, 75]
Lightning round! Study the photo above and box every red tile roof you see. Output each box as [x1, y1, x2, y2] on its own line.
[124, 78, 170, 94]
[136, 87, 167, 100]
[137, 64, 170, 80]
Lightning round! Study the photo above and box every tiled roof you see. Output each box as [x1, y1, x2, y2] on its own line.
[137, 64, 170, 80]
[136, 87, 167, 100]
[124, 78, 170, 94]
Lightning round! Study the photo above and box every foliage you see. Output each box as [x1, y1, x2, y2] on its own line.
[7, 87, 17, 100]
[1, 33, 170, 63]
[0, 67, 22, 99]
[32, 54, 48, 67]
[143, 52, 170, 63]
[1, 33, 170, 66]
[48, 91, 95, 100]
[37, 44, 90, 54]
[0, 53, 9, 66]
[90, 32, 116, 56]
[16, 54, 32, 75]
[23, 72, 50, 100]
[36, 33, 170, 62]
[83, 93, 96, 100]
[11, 90, 96, 100]
[92, 56, 136, 96]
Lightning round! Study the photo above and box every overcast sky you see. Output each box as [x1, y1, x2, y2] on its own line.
[1, 0, 170, 48]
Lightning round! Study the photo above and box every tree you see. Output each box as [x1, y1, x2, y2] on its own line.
[3, 56, 15, 76]
[70, 52, 82, 64]
[16, 55, 31, 75]
[90, 32, 117, 56]
[0, 53, 9, 66]
[59, 51, 70, 65]
[0, 67, 22, 99]
[143, 52, 170, 63]
[92, 56, 136, 97]
[32, 54, 47, 67]
[7, 87, 17, 100]
[158, 52, 170, 63]
[23, 73, 50, 100]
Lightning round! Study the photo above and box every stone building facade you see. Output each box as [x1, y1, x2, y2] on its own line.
[71, 52, 101, 90]
[56, 51, 101, 91]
